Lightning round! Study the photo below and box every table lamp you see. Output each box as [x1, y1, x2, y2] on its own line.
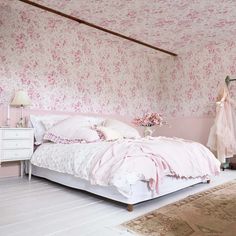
[11, 90, 31, 127]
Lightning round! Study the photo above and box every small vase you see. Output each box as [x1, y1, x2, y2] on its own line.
[144, 126, 155, 137]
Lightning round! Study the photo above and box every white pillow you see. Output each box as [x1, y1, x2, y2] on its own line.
[41, 119, 61, 130]
[102, 119, 141, 138]
[96, 126, 123, 141]
[65, 115, 105, 127]
[29, 115, 69, 145]
[29, 114, 105, 145]
[44, 117, 100, 144]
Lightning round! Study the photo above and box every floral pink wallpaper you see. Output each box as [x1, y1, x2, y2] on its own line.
[0, 0, 163, 120]
[1, 0, 236, 122]
[158, 42, 236, 117]
[31, 0, 236, 54]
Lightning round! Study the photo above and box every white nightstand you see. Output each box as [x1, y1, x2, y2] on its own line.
[0, 128, 34, 180]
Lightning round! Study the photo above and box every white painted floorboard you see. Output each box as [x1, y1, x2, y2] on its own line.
[0, 170, 235, 236]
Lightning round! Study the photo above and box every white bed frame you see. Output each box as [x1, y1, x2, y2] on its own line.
[31, 165, 209, 211]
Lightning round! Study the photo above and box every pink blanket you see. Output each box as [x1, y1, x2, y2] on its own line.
[89, 137, 221, 193]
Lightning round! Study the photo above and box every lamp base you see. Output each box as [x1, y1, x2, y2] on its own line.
[16, 118, 25, 128]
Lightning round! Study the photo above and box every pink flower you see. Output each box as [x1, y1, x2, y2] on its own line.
[133, 112, 167, 127]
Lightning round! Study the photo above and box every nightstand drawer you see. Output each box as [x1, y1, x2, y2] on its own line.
[1, 149, 32, 161]
[1, 140, 32, 149]
[2, 129, 33, 140]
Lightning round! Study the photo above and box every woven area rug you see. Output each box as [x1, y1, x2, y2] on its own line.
[122, 180, 236, 236]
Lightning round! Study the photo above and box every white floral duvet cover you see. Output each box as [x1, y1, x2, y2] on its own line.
[31, 137, 220, 197]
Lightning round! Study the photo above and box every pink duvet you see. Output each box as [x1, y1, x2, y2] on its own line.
[89, 136, 221, 193]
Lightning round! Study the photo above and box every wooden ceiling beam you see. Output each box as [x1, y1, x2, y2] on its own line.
[18, 0, 177, 56]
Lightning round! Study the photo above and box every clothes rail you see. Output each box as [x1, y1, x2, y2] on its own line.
[225, 75, 236, 86]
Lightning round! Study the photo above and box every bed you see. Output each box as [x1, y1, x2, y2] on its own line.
[28, 114, 221, 211]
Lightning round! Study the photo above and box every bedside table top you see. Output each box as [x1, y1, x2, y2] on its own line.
[0, 127, 33, 130]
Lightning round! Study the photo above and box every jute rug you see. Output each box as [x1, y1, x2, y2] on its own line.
[122, 180, 236, 236]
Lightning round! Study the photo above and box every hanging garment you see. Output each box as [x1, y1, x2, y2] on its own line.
[207, 85, 236, 163]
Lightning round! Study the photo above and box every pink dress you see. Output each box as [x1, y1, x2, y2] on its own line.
[207, 85, 236, 163]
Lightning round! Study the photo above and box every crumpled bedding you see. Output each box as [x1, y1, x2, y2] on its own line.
[31, 136, 221, 196]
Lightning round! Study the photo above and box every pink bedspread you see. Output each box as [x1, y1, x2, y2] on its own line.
[89, 137, 221, 193]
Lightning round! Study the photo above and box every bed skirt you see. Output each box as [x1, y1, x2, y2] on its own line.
[31, 165, 206, 205]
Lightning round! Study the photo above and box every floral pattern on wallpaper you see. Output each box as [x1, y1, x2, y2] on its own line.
[32, 0, 236, 54]
[158, 41, 236, 117]
[1, 1, 236, 120]
[0, 0, 163, 118]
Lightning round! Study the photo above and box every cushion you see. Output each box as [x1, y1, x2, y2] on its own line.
[29, 115, 69, 145]
[41, 119, 61, 130]
[102, 119, 140, 138]
[96, 126, 123, 141]
[29, 114, 105, 145]
[65, 115, 104, 127]
[44, 116, 100, 144]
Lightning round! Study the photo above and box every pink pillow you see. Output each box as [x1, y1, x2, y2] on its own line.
[102, 119, 140, 138]
[96, 126, 123, 141]
[44, 117, 100, 144]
